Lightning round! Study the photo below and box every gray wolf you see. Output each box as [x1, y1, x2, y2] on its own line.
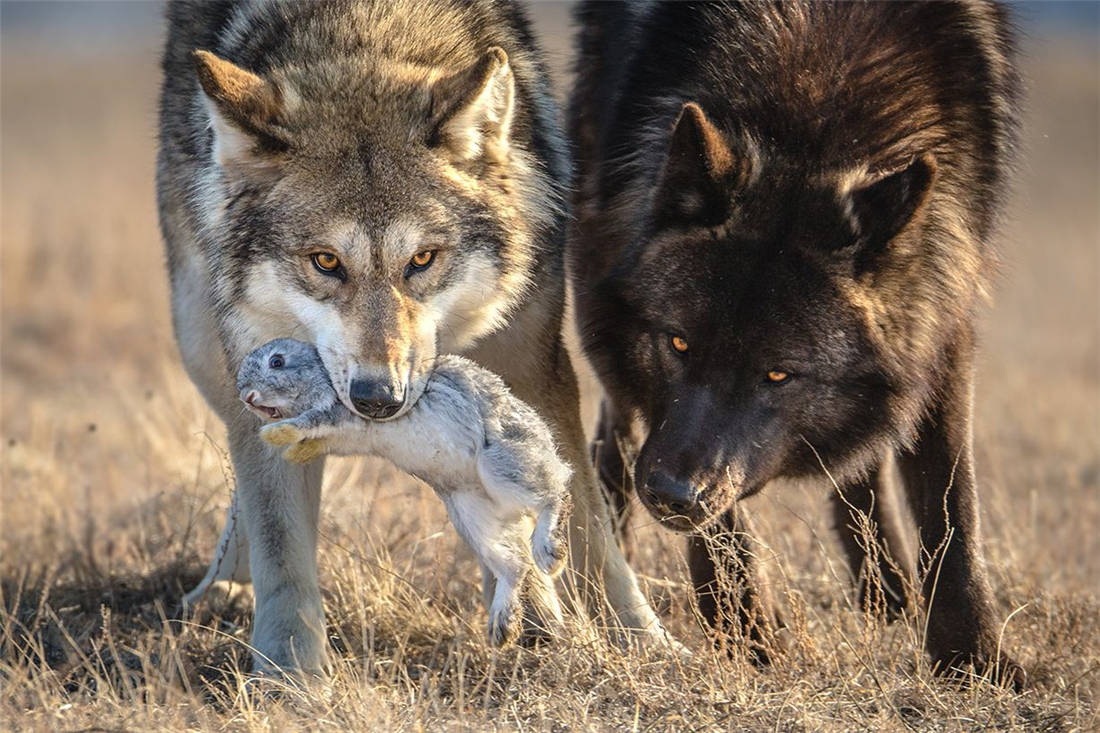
[569, 0, 1022, 686]
[158, 0, 667, 675]
[229, 338, 569, 647]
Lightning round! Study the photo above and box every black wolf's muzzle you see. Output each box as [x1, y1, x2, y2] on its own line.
[637, 469, 707, 532]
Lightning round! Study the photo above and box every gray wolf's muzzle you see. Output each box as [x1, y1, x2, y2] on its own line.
[349, 377, 406, 420]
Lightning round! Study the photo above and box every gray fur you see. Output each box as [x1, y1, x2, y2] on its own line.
[238, 339, 571, 646]
[159, 0, 671, 675]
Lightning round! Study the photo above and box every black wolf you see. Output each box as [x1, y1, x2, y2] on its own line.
[570, 0, 1022, 686]
[158, 0, 669, 675]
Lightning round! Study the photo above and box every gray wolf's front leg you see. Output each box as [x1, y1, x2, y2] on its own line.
[183, 488, 250, 610]
[228, 413, 328, 676]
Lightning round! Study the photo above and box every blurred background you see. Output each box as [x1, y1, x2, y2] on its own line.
[0, 2, 1097, 722]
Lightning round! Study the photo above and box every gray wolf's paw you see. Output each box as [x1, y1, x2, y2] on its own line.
[533, 535, 567, 577]
[235, 669, 333, 704]
[261, 422, 305, 447]
[283, 438, 326, 464]
[488, 599, 523, 648]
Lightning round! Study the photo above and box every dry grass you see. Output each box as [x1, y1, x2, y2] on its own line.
[2, 8, 1097, 732]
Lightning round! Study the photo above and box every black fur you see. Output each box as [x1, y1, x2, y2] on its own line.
[570, 1, 1022, 686]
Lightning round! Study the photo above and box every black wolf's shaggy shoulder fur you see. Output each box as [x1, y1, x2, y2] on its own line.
[575, 1, 1018, 224]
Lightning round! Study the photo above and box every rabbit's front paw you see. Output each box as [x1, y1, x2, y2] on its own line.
[283, 438, 326, 464]
[261, 422, 305, 447]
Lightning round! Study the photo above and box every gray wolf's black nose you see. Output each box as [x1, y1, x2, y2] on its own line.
[349, 378, 405, 419]
[642, 470, 698, 517]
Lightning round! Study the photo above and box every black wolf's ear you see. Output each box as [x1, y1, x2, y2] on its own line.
[430, 47, 514, 164]
[653, 102, 742, 226]
[849, 154, 938, 250]
[192, 50, 289, 170]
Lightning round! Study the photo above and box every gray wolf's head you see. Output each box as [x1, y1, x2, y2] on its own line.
[236, 338, 333, 420]
[194, 45, 555, 420]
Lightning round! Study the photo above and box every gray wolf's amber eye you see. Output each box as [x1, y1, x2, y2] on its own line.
[269, 354, 285, 369]
[405, 249, 436, 277]
[311, 251, 342, 275]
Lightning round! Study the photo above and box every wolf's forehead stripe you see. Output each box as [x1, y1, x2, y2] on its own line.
[382, 219, 426, 254]
[327, 220, 371, 252]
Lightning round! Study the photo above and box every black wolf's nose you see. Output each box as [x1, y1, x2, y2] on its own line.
[349, 379, 405, 419]
[642, 471, 698, 517]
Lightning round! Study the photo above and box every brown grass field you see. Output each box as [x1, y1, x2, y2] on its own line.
[1, 4, 1097, 731]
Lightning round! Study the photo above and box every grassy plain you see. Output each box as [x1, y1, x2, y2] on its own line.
[2, 6, 1097, 731]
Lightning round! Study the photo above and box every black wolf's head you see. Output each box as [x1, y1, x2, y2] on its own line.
[583, 104, 941, 531]
[190, 35, 561, 421]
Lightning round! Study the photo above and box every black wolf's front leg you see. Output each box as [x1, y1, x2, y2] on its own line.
[831, 461, 913, 620]
[897, 339, 1024, 689]
[688, 502, 783, 666]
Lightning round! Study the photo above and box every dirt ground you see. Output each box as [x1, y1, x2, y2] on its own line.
[2, 4, 1097, 731]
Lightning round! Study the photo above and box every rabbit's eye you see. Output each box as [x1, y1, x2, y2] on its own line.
[269, 355, 285, 369]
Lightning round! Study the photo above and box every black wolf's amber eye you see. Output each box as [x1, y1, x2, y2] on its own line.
[311, 252, 341, 274]
[670, 335, 689, 354]
[766, 370, 790, 384]
[408, 250, 436, 273]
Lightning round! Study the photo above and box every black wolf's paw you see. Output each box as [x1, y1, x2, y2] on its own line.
[516, 613, 556, 649]
[933, 652, 1027, 691]
[707, 610, 788, 667]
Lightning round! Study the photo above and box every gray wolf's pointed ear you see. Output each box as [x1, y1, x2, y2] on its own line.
[654, 102, 743, 226]
[430, 47, 514, 163]
[192, 50, 289, 169]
